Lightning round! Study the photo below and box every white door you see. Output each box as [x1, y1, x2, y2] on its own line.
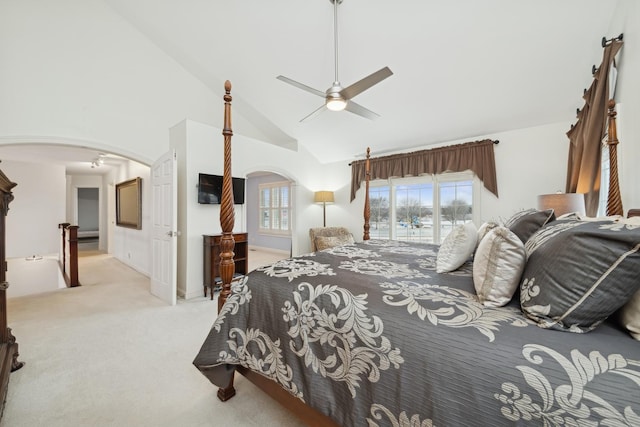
[150, 149, 177, 305]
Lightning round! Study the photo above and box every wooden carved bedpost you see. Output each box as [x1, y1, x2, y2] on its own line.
[218, 80, 236, 314]
[363, 147, 371, 241]
[216, 81, 237, 403]
[606, 100, 623, 216]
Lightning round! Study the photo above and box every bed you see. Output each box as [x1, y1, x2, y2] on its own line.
[193, 82, 640, 426]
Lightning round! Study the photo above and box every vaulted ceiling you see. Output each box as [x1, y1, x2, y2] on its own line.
[31, 1, 626, 165]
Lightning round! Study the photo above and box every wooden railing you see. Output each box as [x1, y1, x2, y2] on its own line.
[58, 223, 80, 287]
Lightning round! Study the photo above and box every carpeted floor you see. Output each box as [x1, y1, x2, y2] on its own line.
[2, 251, 304, 427]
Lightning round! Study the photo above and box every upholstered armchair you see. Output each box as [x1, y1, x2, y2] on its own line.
[309, 227, 355, 252]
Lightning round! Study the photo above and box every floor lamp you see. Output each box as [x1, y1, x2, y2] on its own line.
[314, 191, 334, 227]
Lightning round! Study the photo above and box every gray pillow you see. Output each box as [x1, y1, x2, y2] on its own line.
[520, 219, 640, 333]
[504, 208, 555, 243]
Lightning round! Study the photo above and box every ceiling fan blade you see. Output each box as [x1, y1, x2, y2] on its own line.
[300, 104, 327, 122]
[344, 100, 380, 121]
[340, 67, 393, 100]
[277, 75, 326, 98]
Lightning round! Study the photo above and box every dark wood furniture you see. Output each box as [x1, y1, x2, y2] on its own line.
[0, 169, 23, 419]
[203, 232, 248, 300]
[58, 223, 80, 287]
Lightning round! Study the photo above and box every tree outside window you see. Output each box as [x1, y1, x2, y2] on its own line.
[370, 174, 474, 243]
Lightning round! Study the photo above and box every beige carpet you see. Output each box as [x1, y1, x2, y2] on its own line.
[2, 251, 304, 427]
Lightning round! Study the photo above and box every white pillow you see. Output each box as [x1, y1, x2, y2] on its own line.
[476, 221, 499, 248]
[436, 222, 477, 273]
[473, 226, 526, 307]
[619, 289, 640, 341]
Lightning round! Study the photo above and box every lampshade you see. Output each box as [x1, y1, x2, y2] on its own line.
[314, 191, 335, 204]
[537, 193, 586, 217]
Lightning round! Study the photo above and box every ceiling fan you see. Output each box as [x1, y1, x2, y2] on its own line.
[277, 0, 393, 122]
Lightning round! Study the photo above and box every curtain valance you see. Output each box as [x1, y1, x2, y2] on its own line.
[350, 139, 498, 201]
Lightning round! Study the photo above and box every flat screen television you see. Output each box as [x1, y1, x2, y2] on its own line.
[198, 173, 245, 205]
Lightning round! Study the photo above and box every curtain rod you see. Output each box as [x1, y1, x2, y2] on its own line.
[347, 140, 500, 166]
[591, 34, 624, 76]
[602, 33, 623, 48]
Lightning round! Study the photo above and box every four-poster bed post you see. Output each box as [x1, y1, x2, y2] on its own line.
[218, 80, 236, 315]
[211, 81, 372, 421]
[211, 80, 350, 427]
[363, 147, 371, 241]
[216, 80, 237, 402]
[606, 100, 623, 216]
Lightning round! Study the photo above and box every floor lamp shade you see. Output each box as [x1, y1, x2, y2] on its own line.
[537, 193, 586, 217]
[314, 191, 334, 226]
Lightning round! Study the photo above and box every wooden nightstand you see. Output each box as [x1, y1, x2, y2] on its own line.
[203, 232, 248, 299]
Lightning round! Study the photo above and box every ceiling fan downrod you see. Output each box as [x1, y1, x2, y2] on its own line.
[331, 0, 343, 85]
[326, 0, 347, 111]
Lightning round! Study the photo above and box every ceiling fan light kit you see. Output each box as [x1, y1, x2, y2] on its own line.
[277, 0, 392, 121]
[326, 89, 347, 111]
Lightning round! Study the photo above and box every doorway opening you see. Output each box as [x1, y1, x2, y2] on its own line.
[77, 187, 100, 252]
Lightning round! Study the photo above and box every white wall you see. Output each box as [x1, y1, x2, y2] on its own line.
[171, 119, 332, 299]
[1, 160, 66, 258]
[0, 0, 226, 165]
[0, 0, 273, 165]
[108, 161, 151, 276]
[6, 256, 65, 298]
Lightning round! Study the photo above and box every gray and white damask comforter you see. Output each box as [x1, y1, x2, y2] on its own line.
[193, 240, 640, 426]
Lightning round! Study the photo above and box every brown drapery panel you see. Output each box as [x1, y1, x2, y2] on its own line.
[350, 139, 498, 201]
[566, 39, 623, 216]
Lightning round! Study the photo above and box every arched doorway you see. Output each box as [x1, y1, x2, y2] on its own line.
[246, 170, 295, 256]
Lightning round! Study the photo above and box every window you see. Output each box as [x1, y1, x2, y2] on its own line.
[369, 186, 390, 239]
[597, 145, 610, 216]
[259, 181, 291, 235]
[369, 172, 476, 243]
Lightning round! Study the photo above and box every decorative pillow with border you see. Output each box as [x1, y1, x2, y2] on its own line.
[504, 208, 555, 243]
[619, 289, 640, 340]
[473, 226, 526, 307]
[476, 221, 499, 249]
[315, 234, 355, 251]
[616, 216, 640, 340]
[436, 222, 477, 273]
[520, 219, 640, 333]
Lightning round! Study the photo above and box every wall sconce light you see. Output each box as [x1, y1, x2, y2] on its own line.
[314, 191, 334, 227]
[537, 192, 586, 217]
